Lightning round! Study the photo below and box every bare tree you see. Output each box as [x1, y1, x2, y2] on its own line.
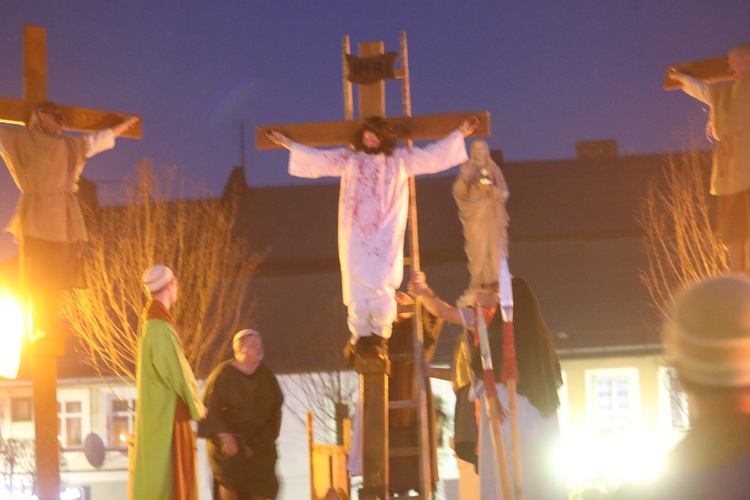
[0, 438, 35, 493]
[281, 297, 357, 445]
[640, 148, 726, 316]
[62, 161, 260, 385]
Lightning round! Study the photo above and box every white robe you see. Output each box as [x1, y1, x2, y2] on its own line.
[477, 384, 567, 499]
[289, 131, 468, 338]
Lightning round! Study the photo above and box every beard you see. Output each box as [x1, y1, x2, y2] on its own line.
[360, 145, 386, 155]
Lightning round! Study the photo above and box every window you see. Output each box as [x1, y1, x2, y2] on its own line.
[658, 367, 690, 430]
[586, 368, 639, 432]
[103, 386, 137, 449]
[109, 397, 135, 448]
[57, 388, 89, 449]
[58, 401, 83, 447]
[11, 397, 33, 422]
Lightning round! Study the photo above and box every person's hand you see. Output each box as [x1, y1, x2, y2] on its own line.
[266, 130, 291, 149]
[458, 116, 480, 137]
[111, 116, 140, 137]
[408, 271, 430, 297]
[668, 67, 688, 85]
[218, 433, 239, 457]
[124, 116, 139, 129]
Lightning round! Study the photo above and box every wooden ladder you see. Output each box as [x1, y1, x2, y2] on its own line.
[354, 32, 435, 500]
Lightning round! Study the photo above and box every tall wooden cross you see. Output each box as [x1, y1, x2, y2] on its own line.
[0, 25, 140, 500]
[258, 33, 489, 500]
[0, 25, 141, 136]
[664, 55, 731, 90]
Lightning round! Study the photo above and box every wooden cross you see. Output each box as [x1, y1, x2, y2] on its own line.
[256, 38, 488, 149]
[664, 55, 731, 90]
[0, 24, 141, 500]
[0, 25, 141, 137]
[258, 33, 489, 500]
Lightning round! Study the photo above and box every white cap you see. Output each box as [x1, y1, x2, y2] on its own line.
[142, 265, 174, 293]
[233, 329, 260, 344]
[665, 275, 750, 387]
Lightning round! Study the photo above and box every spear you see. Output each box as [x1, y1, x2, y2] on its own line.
[499, 257, 522, 499]
[476, 301, 512, 499]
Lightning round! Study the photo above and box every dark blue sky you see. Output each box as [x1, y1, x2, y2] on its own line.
[1, 1, 750, 258]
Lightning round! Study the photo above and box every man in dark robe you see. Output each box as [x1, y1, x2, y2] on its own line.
[200, 329, 284, 500]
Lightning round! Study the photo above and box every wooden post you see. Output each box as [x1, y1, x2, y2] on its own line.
[356, 357, 391, 500]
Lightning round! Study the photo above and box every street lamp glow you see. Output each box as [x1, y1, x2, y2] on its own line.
[0, 291, 25, 379]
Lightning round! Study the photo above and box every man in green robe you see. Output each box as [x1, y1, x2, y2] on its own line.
[200, 329, 284, 500]
[131, 264, 206, 500]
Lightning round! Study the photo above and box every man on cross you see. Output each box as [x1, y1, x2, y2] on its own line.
[670, 43, 750, 273]
[267, 115, 478, 358]
[0, 100, 137, 334]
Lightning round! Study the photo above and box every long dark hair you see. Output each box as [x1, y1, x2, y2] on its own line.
[352, 116, 396, 156]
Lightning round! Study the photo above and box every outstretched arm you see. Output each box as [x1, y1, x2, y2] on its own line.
[111, 116, 139, 138]
[84, 116, 140, 158]
[408, 271, 465, 325]
[668, 68, 712, 104]
[266, 130, 293, 150]
[457, 116, 480, 137]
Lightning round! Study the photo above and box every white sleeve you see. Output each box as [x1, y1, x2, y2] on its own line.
[679, 74, 712, 105]
[401, 130, 469, 176]
[288, 143, 351, 178]
[458, 308, 476, 328]
[84, 129, 116, 158]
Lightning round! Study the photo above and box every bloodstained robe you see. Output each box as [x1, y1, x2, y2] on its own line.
[199, 361, 283, 499]
[131, 300, 205, 500]
[288, 131, 468, 338]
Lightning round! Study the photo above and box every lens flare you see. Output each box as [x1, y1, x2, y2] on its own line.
[0, 291, 26, 379]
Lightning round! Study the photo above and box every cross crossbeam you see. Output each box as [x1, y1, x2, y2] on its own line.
[0, 25, 141, 138]
[664, 56, 731, 90]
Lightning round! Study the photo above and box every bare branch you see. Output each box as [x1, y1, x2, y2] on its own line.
[61, 161, 260, 389]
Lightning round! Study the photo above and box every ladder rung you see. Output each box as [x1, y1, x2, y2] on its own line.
[389, 399, 418, 410]
[389, 446, 421, 457]
[396, 302, 416, 314]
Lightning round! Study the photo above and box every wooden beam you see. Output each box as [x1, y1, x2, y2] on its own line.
[359, 41, 386, 118]
[356, 357, 390, 500]
[1, 25, 141, 139]
[0, 98, 142, 139]
[664, 56, 731, 90]
[256, 111, 490, 150]
[24, 25, 47, 103]
[0, 98, 29, 125]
